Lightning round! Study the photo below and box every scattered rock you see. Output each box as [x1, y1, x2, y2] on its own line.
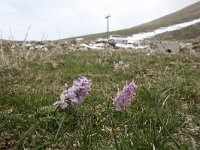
[1, 38, 200, 54]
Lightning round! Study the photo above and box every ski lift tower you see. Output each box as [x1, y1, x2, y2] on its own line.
[105, 15, 111, 39]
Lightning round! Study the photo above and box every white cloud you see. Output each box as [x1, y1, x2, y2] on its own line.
[0, 0, 199, 40]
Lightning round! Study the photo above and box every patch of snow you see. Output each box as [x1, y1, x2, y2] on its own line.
[24, 43, 32, 47]
[80, 43, 104, 50]
[128, 18, 200, 43]
[35, 45, 46, 49]
[115, 43, 148, 49]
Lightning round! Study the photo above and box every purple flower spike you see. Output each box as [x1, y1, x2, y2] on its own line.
[67, 76, 92, 105]
[114, 60, 130, 71]
[54, 76, 92, 109]
[113, 81, 136, 110]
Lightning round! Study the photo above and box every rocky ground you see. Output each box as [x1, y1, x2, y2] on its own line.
[1, 38, 200, 55]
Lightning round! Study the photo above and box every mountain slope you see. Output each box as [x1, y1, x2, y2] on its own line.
[125, 1, 200, 33]
[153, 22, 200, 40]
[64, 2, 200, 41]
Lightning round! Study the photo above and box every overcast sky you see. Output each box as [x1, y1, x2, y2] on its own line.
[0, 0, 199, 41]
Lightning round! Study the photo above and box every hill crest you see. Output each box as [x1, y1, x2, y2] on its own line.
[64, 2, 200, 41]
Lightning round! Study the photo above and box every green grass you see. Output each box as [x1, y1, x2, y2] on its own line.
[0, 49, 200, 149]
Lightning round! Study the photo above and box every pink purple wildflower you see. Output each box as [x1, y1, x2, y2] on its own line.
[114, 61, 130, 71]
[54, 76, 92, 109]
[113, 81, 136, 110]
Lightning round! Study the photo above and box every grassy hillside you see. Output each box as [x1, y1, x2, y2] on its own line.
[0, 46, 200, 149]
[153, 23, 200, 41]
[64, 2, 200, 41]
[122, 1, 200, 34]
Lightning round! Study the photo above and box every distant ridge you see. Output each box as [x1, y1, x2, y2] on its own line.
[125, 1, 200, 32]
[63, 2, 200, 41]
